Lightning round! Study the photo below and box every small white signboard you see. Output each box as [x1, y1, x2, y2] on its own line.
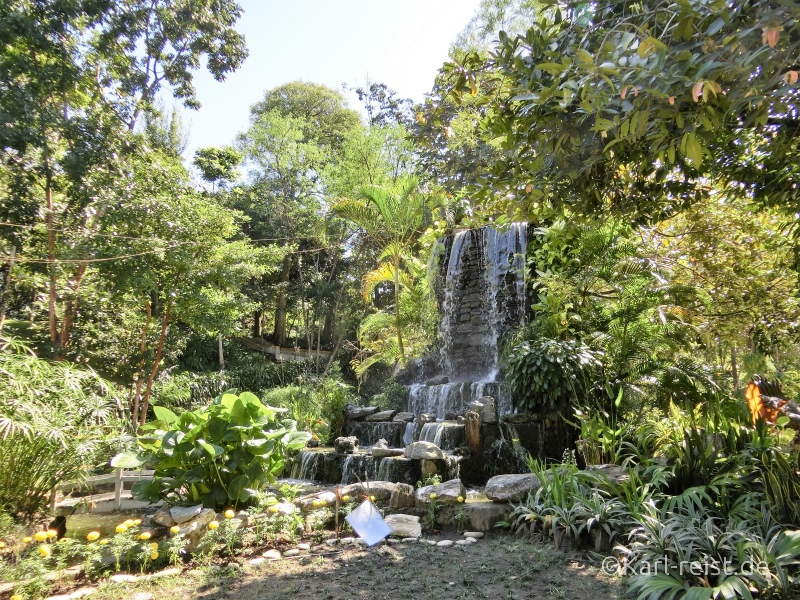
[344, 499, 391, 546]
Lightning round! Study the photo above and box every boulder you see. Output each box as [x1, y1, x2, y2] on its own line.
[344, 404, 379, 420]
[418, 413, 437, 426]
[174, 508, 216, 553]
[416, 478, 465, 506]
[371, 439, 404, 458]
[384, 514, 422, 538]
[389, 483, 415, 509]
[295, 491, 338, 512]
[152, 506, 175, 527]
[469, 397, 497, 424]
[404, 441, 444, 460]
[584, 464, 630, 485]
[169, 504, 203, 524]
[334, 436, 359, 454]
[437, 502, 511, 531]
[392, 412, 414, 423]
[365, 410, 397, 422]
[421, 459, 439, 477]
[425, 375, 449, 386]
[339, 481, 397, 502]
[485, 473, 541, 503]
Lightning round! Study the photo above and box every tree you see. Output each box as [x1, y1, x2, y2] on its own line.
[236, 82, 361, 346]
[332, 177, 433, 366]
[194, 146, 243, 189]
[442, 0, 800, 224]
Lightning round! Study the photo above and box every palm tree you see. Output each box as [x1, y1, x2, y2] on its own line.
[332, 176, 428, 363]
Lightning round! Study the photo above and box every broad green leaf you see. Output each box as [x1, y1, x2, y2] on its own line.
[111, 451, 148, 469]
[153, 406, 179, 424]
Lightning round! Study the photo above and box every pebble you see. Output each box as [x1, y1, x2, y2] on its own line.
[386, 538, 399, 544]
[282, 549, 300, 557]
[354, 538, 367, 546]
[426, 540, 437, 546]
[465, 537, 478, 543]
[249, 557, 266, 566]
[436, 540, 454, 547]
[341, 536, 355, 545]
[69, 589, 96, 599]
[401, 537, 418, 543]
[110, 574, 137, 584]
[263, 549, 282, 560]
[463, 531, 484, 538]
[455, 540, 471, 546]
[297, 543, 310, 551]
[325, 538, 339, 546]
[226, 562, 240, 570]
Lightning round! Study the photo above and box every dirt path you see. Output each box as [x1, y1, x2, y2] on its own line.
[79, 535, 622, 600]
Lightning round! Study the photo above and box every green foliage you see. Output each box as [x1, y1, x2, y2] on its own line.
[0, 338, 125, 520]
[115, 391, 311, 509]
[370, 379, 410, 413]
[504, 334, 602, 413]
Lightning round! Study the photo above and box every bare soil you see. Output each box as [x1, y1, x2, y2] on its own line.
[80, 534, 623, 600]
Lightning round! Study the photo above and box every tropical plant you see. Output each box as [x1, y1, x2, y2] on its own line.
[113, 391, 311, 509]
[0, 337, 124, 520]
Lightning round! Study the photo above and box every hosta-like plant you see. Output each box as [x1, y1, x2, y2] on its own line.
[113, 391, 310, 509]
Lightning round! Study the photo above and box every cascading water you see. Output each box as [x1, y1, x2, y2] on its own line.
[291, 450, 322, 480]
[402, 422, 418, 446]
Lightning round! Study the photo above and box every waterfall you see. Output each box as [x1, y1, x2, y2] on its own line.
[291, 450, 322, 480]
[403, 422, 418, 446]
[340, 454, 377, 485]
[419, 422, 442, 445]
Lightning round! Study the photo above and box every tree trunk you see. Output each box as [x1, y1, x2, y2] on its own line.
[252, 310, 262, 338]
[273, 254, 291, 345]
[140, 301, 172, 427]
[394, 255, 405, 361]
[731, 346, 739, 391]
[218, 333, 225, 370]
[46, 183, 59, 348]
[0, 246, 16, 335]
[57, 260, 89, 350]
[131, 300, 153, 428]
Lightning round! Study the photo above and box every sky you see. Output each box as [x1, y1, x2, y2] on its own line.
[178, 0, 482, 160]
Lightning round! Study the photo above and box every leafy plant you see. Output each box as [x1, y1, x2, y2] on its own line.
[113, 390, 310, 509]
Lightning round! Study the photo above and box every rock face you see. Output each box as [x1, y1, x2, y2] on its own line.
[426, 375, 449, 386]
[385, 514, 422, 538]
[404, 441, 444, 460]
[485, 473, 541, 503]
[416, 478, 465, 505]
[334, 436, 359, 454]
[365, 410, 397, 422]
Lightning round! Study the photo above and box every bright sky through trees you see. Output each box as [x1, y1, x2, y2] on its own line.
[181, 0, 481, 159]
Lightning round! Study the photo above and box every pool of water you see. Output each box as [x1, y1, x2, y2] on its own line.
[65, 511, 143, 540]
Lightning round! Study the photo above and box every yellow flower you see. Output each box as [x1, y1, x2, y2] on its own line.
[133, 519, 142, 526]
[457, 496, 464, 503]
[58, 538, 69, 543]
[208, 521, 219, 530]
[0, 541, 5, 548]
[33, 531, 48, 542]
[150, 551, 159, 561]
[115, 524, 128, 534]
[139, 532, 152, 540]
[149, 542, 159, 551]
[429, 493, 437, 500]
[170, 526, 180, 534]
[124, 519, 135, 528]
[22, 537, 32, 544]
[46, 530, 57, 539]
[98, 539, 109, 545]
[311, 500, 320, 507]
[86, 531, 100, 542]
[319, 500, 326, 507]
[342, 495, 350, 502]
[224, 509, 235, 519]
[39, 544, 51, 557]
[369, 495, 376, 502]
[10, 595, 23, 600]
[268, 506, 278, 514]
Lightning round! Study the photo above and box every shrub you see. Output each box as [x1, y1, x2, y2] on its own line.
[0, 337, 125, 520]
[113, 391, 311, 508]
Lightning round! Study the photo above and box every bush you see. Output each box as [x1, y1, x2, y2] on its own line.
[504, 336, 603, 413]
[0, 337, 125, 520]
[114, 391, 311, 509]
[370, 379, 410, 413]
